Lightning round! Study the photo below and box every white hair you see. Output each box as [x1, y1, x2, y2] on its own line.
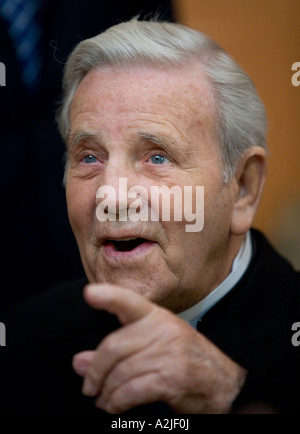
[57, 18, 267, 183]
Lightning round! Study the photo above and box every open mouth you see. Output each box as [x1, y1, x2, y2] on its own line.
[104, 238, 149, 252]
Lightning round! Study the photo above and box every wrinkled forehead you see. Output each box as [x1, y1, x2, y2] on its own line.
[70, 63, 216, 125]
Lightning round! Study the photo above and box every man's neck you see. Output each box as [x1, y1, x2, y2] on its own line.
[178, 231, 252, 328]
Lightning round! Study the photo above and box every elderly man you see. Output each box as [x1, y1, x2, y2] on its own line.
[1, 18, 299, 414]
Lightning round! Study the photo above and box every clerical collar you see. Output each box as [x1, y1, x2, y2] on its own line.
[178, 231, 252, 328]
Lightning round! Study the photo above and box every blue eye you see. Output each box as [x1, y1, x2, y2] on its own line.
[149, 155, 169, 165]
[82, 155, 98, 164]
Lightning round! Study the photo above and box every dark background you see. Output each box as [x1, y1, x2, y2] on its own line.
[0, 0, 174, 310]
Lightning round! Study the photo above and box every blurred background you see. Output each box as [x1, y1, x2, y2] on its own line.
[174, 0, 300, 272]
[0, 0, 299, 310]
[0, 0, 174, 310]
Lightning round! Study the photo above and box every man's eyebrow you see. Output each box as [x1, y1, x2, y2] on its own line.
[68, 130, 185, 156]
[138, 132, 181, 153]
[68, 131, 100, 150]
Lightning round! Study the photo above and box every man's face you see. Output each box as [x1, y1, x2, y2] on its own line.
[66, 65, 240, 313]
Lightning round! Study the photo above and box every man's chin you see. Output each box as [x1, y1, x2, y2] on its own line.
[90, 270, 170, 304]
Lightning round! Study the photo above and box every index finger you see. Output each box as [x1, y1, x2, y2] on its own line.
[84, 283, 154, 325]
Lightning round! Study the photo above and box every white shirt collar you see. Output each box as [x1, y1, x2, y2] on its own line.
[178, 231, 252, 328]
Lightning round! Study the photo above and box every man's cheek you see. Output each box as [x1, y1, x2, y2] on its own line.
[67, 185, 94, 220]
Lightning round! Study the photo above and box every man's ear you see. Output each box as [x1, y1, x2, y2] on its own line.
[230, 146, 267, 235]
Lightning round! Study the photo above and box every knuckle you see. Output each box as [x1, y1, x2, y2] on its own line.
[154, 311, 181, 337]
[108, 379, 150, 413]
[112, 363, 127, 383]
[100, 333, 120, 356]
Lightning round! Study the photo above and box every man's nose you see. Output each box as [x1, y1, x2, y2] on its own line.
[95, 161, 139, 218]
